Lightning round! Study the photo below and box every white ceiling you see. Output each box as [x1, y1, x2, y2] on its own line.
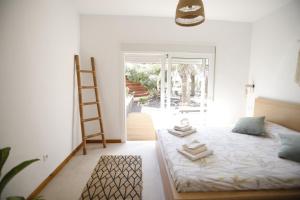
[75, 0, 292, 22]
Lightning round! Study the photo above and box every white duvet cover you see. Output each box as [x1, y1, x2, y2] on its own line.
[157, 123, 300, 192]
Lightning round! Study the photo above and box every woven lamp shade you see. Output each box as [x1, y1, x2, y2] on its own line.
[175, 0, 205, 27]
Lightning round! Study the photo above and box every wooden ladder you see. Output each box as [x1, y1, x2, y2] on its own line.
[74, 55, 106, 155]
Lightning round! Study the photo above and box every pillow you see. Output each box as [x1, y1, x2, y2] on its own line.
[265, 121, 300, 140]
[232, 116, 265, 136]
[278, 133, 300, 163]
[264, 121, 281, 139]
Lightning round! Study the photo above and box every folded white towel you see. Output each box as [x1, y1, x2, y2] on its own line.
[168, 128, 197, 137]
[174, 125, 192, 132]
[174, 124, 190, 130]
[182, 145, 207, 155]
[174, 118, 190, 129]
[183, 139, 204, 150]
[177, 149, 213, 161]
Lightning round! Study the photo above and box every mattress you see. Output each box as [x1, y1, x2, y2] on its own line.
[156, 123, 300, 192]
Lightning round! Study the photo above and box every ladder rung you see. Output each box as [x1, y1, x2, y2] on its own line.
[75, 55, 107, 154]
[82, 117, 100, 122]
[80, 70, 94, 73]
[81, 101, 99, 106]
[85, 132, 102, 139]
[80, 86, 97, 89]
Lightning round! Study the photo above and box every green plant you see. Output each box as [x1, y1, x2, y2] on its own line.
[139, 96, 149, 104]
[125, 64, 161, 92]
[149, 88, 160, 98]
[0, 147, 40, 200]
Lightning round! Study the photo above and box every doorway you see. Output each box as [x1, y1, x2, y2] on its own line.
[124, 53, 163, 140]
[124, 52, 215, 140]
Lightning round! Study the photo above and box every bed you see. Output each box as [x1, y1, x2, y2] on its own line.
[156, 97, 300, 200]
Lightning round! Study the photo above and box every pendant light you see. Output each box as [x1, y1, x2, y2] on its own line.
[175, 0, 205, 27]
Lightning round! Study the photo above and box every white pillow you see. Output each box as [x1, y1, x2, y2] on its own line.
[264, 121, 300, 141]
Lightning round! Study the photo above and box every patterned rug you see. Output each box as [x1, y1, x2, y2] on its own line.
[80, 155, 143, 200]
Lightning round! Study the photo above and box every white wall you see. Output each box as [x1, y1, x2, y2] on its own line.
[0, 0, 79, 198]
[80, 15, 252, 140]
[248, 0, 300, 109]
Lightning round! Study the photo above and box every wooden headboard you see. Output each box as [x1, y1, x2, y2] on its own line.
[254, 97, 300, 132]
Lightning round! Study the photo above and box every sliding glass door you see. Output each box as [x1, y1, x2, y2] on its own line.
[161, 53, 215, 114]
[124, 52, 215, 114]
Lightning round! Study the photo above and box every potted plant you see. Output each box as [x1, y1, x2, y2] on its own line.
[0, 147, 41, 200]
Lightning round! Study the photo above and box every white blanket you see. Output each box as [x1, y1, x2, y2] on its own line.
[157, 124, 300, 192]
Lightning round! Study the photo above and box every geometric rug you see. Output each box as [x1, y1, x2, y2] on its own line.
[80, 155, 142, 200]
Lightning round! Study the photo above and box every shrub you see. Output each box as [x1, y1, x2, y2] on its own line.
[126, 64, 160, 92]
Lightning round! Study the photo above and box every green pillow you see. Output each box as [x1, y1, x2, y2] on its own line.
[232, 116, 265, 136]
[278, 133, 300, 162]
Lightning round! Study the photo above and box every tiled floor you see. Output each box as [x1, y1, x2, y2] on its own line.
[39, 141, 165, 200]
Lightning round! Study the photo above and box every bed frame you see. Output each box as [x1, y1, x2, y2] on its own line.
[254, 97, 300, 132]
[156, 97, 300, 200]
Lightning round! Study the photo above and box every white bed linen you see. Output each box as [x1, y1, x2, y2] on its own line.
[157, 124, 300, 192]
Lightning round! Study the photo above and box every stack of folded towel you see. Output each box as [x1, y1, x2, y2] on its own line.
[168, 119, 197, 137]
[177, 140, 213, 161]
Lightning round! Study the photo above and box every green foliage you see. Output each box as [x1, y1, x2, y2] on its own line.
[0, 147, 40, 199]
[0, 147, 10, 177]
[139, 96, 149, 104]
[126, 64, 161, 91]
[148, 88, 160, 98]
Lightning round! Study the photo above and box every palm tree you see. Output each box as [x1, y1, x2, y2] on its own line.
[177, 64, 195, 105]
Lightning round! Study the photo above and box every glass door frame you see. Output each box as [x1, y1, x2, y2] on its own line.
[124, 52, 167, 110]
[163, 52, 215, 110]
[123, 51, 215, 111]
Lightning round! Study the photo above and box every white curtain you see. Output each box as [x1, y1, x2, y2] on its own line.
[296, 49, 300, 86]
